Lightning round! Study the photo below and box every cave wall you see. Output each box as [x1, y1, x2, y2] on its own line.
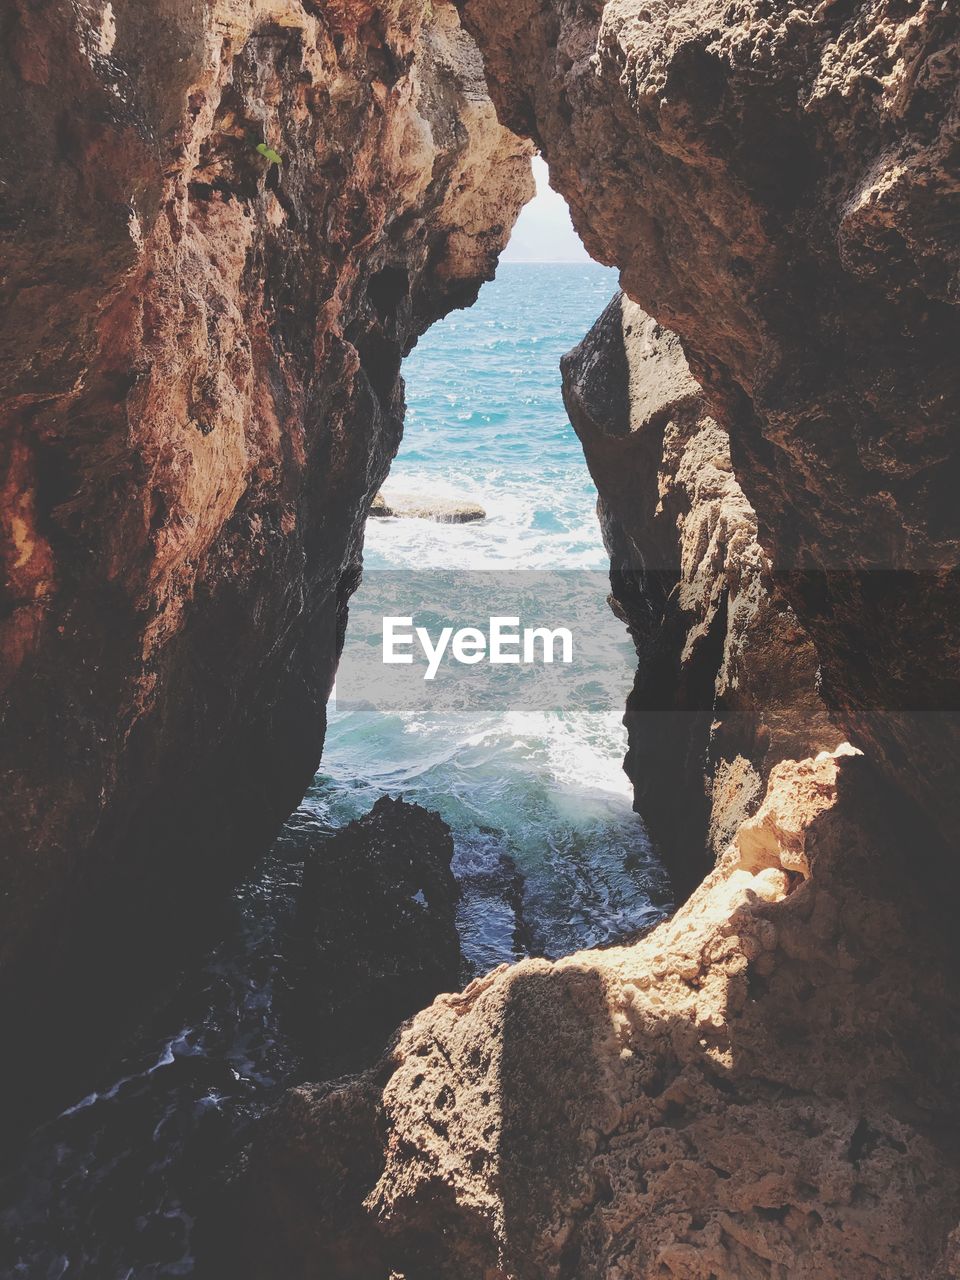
[231, 5, 960, 1276]
[562, 293, 837, 896]
[0, 0, 532, 1115]
[454, 0, 960, 856]
[238, 747, 960, 1279]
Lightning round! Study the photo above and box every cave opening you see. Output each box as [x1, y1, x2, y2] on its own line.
[318, 226, 672, 972]
[312, 152, 672, 972]
[4, 156, 674, 1280]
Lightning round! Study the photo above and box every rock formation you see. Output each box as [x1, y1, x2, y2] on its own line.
[370, 491, 486, 521]
[6, 0, 960, 1274]
[237, 747, 960, 1278]
[292, 795, 462, 1075]
[0, 0, 532, 1117]
[231, 5, 960, 1277]
[563, 294, 837, 896]
[454, 0, 960, 853]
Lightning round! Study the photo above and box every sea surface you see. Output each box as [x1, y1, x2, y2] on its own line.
[1, 261, 671, 1278]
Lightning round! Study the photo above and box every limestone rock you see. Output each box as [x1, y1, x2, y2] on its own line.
[563, 294, 837, 896]
[239, 747, 960, 1278]
[0, 0, 532, 1118]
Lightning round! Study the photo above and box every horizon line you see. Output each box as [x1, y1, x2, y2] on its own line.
[499, 257, 609, 266]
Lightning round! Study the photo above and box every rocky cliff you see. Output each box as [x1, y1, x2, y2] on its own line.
[562, 294, 837, 896]
[455, 0, 960, 853]
[233, 286, 960, 1279]
[6, 0, 960, 1273]
[237, 747, 960, 1278]
[232, 3, 960, 1277]
[0, 0, 531, 1115]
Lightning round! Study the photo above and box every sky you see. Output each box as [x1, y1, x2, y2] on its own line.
[500, 156, 592, 264]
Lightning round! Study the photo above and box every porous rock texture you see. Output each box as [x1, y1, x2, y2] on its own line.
[0, 0, 532, 1115]
[238, 747, 960, 1278]
[454, 0, 960, 852]
[563, 293, 838, 896]
[234, 6, 960, 1277]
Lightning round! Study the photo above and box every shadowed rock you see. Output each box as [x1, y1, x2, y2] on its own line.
[562, 294, 837, 897]
[292, 797, 463, 1076]
[456, 0, 960, 856]
[0, 0, 532, 1122]
[236, 750, 960, 1278]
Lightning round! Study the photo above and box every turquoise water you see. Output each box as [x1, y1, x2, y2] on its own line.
[2, 263, 670, 1279]
[372, 261, 622, 572]
[300, 262, 670, 966]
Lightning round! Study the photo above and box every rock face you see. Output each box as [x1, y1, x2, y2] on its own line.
[231, 8, 960, 1277]
[454, 0, 960, 854]
[239, 747, 960, 1278]
[293, 796, 462, 1075]
[562, 294, 837, 896]
[370, 491, 486, 522]
[0, 0, 532, 1114]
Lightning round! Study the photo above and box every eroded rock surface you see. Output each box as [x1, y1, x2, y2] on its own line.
[240, 747, 960, 1278]
[0, 0, 532, 1114]
[370, 492, 486, 522]
[563, 294, 838, 895]
[232, 10, 960, 1271]
[455, 0, 960, 851]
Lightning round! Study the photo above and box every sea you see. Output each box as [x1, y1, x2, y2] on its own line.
[1, 261, 670, 1278]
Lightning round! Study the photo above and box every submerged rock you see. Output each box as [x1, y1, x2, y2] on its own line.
[370, 492, 487, 523]
[292, 797, 463, 1074]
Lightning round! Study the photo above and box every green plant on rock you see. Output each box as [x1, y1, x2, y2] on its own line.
[254, 142, 283, 166]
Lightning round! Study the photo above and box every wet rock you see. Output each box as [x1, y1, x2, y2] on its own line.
[370, 492, 487, 523]
[292, 797, 463, 1075]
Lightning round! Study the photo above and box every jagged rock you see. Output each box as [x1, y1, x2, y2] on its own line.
[370, 492, 487, 522]
[226, 9, 960, 1276]
[562, 294, 838, 896]
[292, 796, 463, 1075]
[0, 1, 532, 1116]
[455, 0, 960, 854]
[238, 747, 960, 1278]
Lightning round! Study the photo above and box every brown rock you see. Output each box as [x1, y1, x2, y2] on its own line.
[227, 10, 960, 1275]
[0, 0, 532, 1119]
[454, 0, 960, 854]
[239, 748, 960, 1278]
[563, 294, 837, 896]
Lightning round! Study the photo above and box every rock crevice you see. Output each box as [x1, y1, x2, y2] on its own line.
[229, 5, 960, 1275]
